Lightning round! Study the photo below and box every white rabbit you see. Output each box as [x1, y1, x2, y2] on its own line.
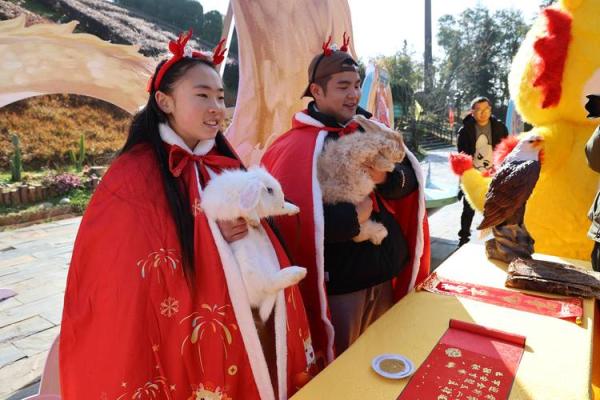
[201, 166, 307, 322]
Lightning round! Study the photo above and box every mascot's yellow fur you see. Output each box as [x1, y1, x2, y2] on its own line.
[460, 0, 600, 261]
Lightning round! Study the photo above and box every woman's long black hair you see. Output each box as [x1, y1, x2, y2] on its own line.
[121, 57, 217, 283]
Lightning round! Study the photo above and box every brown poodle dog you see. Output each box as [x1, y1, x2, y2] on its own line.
[318, 115, 405, 245]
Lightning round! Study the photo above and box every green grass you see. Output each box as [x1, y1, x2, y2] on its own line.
[0, 170, 51, 185]
[69, 188, 92, 214]
[0, 201, 34, 215]
[0, 172, 10, 185]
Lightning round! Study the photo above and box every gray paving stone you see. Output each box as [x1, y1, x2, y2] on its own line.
[0, 293, 64, 330]
[0, 263, 64, 287]
[0, 316, 54, 343]
[13, 326, 60, 357]
[0, 298, 23, 313]
[5, 381, 40, 400]
[0, 342, 26, 368]
[12, 280, 65, 305]
[0, 351, 46, 398]
[0, 255, 36, 270]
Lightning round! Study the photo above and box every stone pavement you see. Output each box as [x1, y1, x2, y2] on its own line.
[0, 218, 79, 399]
[423, 146, 484, 269]
[0, 145, 484, 399]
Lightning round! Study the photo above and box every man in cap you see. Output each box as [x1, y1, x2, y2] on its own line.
[262, 35, 430, 364]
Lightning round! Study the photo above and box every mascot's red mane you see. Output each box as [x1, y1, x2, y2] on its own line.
[449, 153, 473, 176]
[532, 7, 572, 109]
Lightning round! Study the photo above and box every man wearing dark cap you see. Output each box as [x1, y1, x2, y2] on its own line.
[262, 36, 430, 365]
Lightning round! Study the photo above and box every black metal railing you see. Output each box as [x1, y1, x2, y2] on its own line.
[396, 118, 457, 151]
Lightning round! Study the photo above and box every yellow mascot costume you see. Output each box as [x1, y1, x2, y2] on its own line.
[459, 0, 600, 261]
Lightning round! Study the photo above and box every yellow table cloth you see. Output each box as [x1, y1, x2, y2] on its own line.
[292, 243, 596, 400]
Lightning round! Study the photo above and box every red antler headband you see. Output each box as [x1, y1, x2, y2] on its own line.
[321, 32, 351, 56]
[148, 29, 227, 93]
[310, 32, 353, 84]
[341, 32, 350, 52]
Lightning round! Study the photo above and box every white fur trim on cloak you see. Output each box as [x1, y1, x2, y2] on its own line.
[294, 111, 325, 128]
[159, 123, 215, 155]
[311, 130, 336, 364]
[402, 146, 426, 292]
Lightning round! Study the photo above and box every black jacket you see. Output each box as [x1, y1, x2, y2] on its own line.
[307, 102, 419, 295]
[457, 114, 508, 156]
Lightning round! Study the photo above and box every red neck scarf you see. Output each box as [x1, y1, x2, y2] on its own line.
[323, 121, 360, 137]
[167, 144, 241, 186]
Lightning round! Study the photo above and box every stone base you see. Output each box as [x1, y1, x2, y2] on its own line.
[485, 224, 535, 264]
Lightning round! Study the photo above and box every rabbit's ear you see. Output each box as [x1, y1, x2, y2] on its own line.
[239, 178, 263, 211]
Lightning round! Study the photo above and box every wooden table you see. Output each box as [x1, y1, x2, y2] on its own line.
[292, 243, 596, 400]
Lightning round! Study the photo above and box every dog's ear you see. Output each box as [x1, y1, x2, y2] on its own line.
[353, 115, 381, 133]
[239, 178, 264, 211]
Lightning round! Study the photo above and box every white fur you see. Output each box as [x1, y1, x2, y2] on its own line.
[159, 123, 215, 155]
[404, 147, 426, 292]
[206, 218, 278, 400]
[312, 130, 336, 364]
[201, 167, 307, 322]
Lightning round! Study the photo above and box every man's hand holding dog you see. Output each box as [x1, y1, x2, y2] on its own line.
[356, 196, 373, 223]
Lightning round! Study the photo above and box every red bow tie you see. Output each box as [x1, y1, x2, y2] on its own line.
[168, 144, 241, 184]
[325, 121, 360, 137]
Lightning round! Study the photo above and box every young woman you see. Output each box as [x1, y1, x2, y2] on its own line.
[59, 31, 315, 400]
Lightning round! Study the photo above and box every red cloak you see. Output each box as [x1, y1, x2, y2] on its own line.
[60, 136, 316, 400]
[261, 111, 431, 365]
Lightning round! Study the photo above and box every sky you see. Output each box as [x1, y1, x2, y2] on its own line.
[200, 0, 544, 61]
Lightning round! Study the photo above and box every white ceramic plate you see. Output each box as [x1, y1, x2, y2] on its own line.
[371, 354, 415, 379]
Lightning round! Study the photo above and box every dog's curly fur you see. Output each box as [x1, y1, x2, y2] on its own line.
[318, 115, 406, 244]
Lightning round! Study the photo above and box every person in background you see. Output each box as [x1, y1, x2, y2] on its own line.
[456, 96, 508, 247]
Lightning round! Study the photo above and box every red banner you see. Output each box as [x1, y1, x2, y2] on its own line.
[397, 319, 526, 400]
[417, 272, 583, 324]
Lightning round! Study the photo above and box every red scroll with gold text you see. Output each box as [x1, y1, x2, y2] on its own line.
[398, 319, 526, 400]
[417, 272, 583, 324]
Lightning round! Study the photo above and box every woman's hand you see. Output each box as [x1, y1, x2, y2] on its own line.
[356, 196, 373, 224]
[217, 218, 248, 243]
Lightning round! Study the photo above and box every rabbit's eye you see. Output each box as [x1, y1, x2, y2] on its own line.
[267, 187, 274, 195]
